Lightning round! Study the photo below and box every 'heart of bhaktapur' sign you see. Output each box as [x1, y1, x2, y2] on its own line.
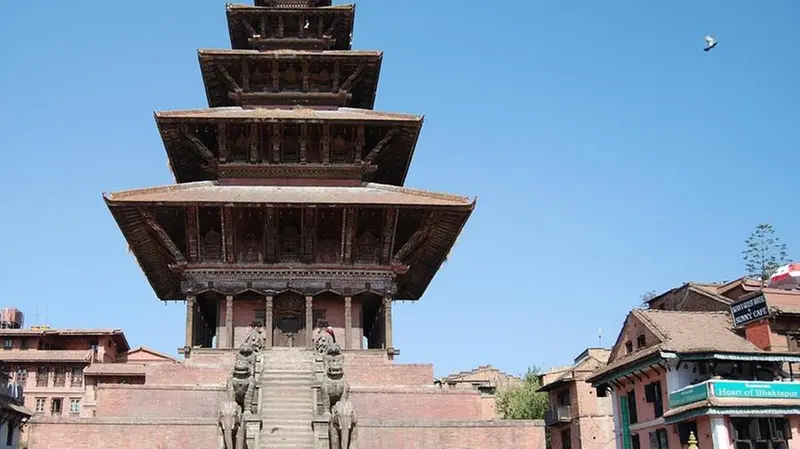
[729, 293, 770, 327]
[669, 380, 800, 409]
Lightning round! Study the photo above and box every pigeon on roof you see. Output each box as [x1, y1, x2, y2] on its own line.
[704, 35, 718, 52]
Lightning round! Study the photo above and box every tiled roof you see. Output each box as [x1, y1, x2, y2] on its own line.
[763, 289, 800, 315]
[199, 49, 381, 58]
[589, 310, 764, 383]
[84, 364, 147, 376]
[104, 182, 475, 208]
[0, 329, 130, 352]
[155, 107, 421, 123]
[0, 350, 92, 363]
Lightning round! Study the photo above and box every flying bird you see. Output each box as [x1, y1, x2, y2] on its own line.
[704, 35, 718, 52]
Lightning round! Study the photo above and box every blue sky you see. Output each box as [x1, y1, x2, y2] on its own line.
[1, 0, 798, 377]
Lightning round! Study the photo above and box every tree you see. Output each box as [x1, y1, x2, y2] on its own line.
[743, 224, 790, 281]
[639, 290, 658, 306]
[495, 366, 549, 420]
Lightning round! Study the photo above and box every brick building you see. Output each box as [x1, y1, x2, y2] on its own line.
[22, 0, 545, 447]
[589, 309, 800, 449]
[539, 348, 615, 449]
[435, 365, 523, 419]
[0, 362, 31, 449]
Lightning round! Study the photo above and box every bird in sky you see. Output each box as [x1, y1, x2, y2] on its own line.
[704, 35, 718, 52]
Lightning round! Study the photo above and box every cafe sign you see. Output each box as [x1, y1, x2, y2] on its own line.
[712, 381, 800, 400]
[730, 293, 770, 327]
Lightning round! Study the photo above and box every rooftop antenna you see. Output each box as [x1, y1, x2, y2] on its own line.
[598, 328, 603, 348]
[33, 308, 40, 326]
[44, 309, 48, 327]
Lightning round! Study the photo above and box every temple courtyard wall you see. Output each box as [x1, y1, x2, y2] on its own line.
[26, 349, 545, 448]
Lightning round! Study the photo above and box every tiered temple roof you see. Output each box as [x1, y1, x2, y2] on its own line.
[106, 0, 474, 302]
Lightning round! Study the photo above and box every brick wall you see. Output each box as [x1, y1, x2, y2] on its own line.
[351, 388, 482, 420]
[27, 418, 219, 449]
[145, 362, 228, 385]
[745, 320, 773, 350]
[358, 420, 545, 449]
[347, 362, 434, 386]
[95, 385, 225, 418]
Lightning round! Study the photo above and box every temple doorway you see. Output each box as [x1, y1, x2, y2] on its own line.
[272, 293, 306, 347]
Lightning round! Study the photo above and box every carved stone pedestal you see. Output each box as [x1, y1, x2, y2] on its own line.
[312, 416, 331, 449]
[245, 415, 262, 449]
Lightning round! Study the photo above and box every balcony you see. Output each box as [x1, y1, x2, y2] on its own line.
[544, 406, 572, 426]
[669, 379, 800, 409]
[2, 383, 24, 403]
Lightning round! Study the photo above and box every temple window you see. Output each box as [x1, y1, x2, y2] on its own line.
[282, 124, 300, 163]
[235, 208, 264, 263]
[280, 61, 301, 91]
[306, 123, 321, 163]
[228, 124, 250, 162]
[250, 62, 271, 92]
[278, 209, 302, 263]
[636, 334, 646, 348]
[315, 209, 342, 263]
[355, 209, 383, 264]
[199, 208, 223, 262]
[330, 126, 352, 163]
[625, 341, 633, 354]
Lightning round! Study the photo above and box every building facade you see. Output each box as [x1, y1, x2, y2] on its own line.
[436, 365, 523, 419]
[0, 362, 32, 449]
[589, 309, 800, 449]
[539, 348, 616, 449]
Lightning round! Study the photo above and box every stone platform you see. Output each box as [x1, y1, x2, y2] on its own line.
[26, 348, 544, 449]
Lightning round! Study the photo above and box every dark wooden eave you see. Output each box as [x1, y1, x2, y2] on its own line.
[103, 182, 475, 301]
[255, 0, 332, 7]
[198, 49, 382, 109]
[156, 107, 422, 186]
[227, 4, 354, 51]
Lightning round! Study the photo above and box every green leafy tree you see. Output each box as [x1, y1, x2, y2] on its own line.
[743, 224, 790, 281]
[496, 366, 549, 420]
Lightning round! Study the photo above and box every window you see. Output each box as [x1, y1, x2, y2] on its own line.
[16, 368, 27, 386]
[626, 390, 638, 424]
[71, 367, 83, 387]
[20, 338, 28, 350]
[3, 338, 11, 350]
[644, 381, 664, 418]
[732, 418, 791, 449]
[69, 398, 81, 414]
[625, 341, 634, 354]
[54, 366, 66, 387]
[35, 398, 46, 413]
[51, 398, 63, 416]
[557, 389, 571, 407]
[649, 429, 669, 449]
[631, 433, 641, 449]
[636, 334, 646, 348]
[561, 428, 572, 449]
[678, 421, 698, 445]
[36, 366, 49, 387]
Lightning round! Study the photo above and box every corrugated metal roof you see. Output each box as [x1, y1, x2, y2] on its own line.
[104, 182, 474, 207]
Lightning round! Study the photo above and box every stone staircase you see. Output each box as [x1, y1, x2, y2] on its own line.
[259, 347, 316, 449]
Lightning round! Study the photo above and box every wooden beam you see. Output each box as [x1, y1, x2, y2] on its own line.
[323, 16, 340, 39]
[215, 64, 241, 93]
[186, 206, 199, 263]
[303, 207, 315, 263]
[249, 123, 259, 163]
[380, 208, 397, 264]
[259, 16, 267, 38]
[392, 212, 440, 263]
[241, 57, 250, 90]
[270, 123, 281, 163]
[265, 206, 277, 263]
[343, 207, 356, 264]
[332, 61, 340, 91]
[299, 123, 309, 164]
[339, 65, 364, 92]
[139, 208, 186, 263]
[321, 124, 331, 165]
[364, 129, 399, 163]
[302, 59, 310, 90]
[223, 206, 235, 264]
[241, 19, 258, 37]
[217, 123, 228, 162]
[179, 124, 217, 169]
[354, 125, 365, 161]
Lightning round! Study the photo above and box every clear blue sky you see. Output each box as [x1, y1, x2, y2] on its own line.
[1, 1, 798, 377]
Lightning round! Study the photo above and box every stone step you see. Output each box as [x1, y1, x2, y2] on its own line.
[261, 374, 314, 381]
[261, 434, 314, 443]
[261, 401, 313, 409]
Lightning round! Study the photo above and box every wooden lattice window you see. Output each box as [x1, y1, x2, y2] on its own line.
[53, 367, 66, 387]
[36, 366, 49, 387]
[71, 367, 83, 387]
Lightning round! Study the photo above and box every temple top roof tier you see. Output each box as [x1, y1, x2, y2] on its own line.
[227, 4, 354, 51]
[199, 49, 382, 109]
[254, 0, 332, 7]
[157, 107, 422, 187]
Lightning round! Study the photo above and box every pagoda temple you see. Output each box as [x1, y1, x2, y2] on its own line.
[105, 0, 475, 356]
[20, 1, 542, 448]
